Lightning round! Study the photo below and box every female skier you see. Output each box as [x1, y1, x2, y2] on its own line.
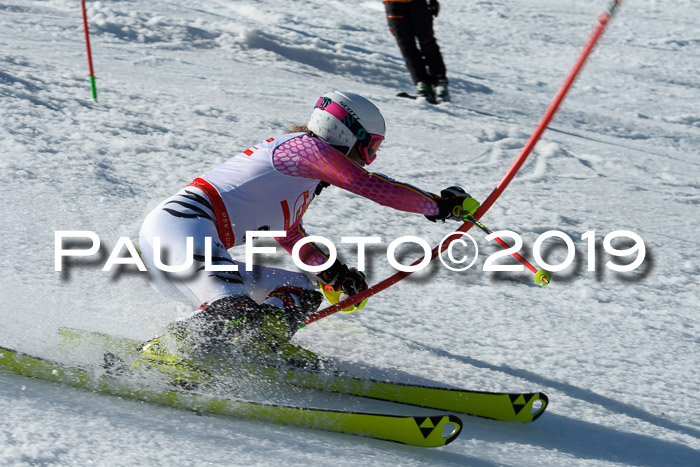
[136, 91, 478, 382]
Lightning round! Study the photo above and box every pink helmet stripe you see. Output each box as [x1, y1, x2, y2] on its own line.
[315, 97, 348, 121]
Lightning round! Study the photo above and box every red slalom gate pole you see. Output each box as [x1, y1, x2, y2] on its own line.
[474, 0, 621, 218]
[81, 0, 97, 100]
[304, 0, 622, 326]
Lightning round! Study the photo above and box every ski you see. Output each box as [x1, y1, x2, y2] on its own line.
[396, 92, 448, 105]
[396, 91, 419, 100]
[246, 364, 547, 423]
[0, 344, 462, 447]
[59, 327, 549, 423]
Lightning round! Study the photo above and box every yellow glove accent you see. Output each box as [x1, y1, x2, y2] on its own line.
[453, 197, 481, 222]
[318, 283, 367, 314]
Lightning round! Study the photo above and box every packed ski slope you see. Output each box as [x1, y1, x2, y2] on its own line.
[1, 0, 699, 464]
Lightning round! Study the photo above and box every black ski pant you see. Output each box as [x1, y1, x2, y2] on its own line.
[384, 0, 447, 86]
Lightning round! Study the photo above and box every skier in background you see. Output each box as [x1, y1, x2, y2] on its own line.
[136, 91, 478, 384]
[384, 0, 449, 103]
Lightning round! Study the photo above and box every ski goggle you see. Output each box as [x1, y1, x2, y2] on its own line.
[315, 97, 384, 165]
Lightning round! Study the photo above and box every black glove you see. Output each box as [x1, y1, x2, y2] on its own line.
[317, 260, 368, 296]
[427, 0, 440, 17]
[426, 186, 480, 222]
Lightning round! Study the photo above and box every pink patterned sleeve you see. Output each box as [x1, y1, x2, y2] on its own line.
[274, 221, 329, 267]
[273, 135, 440, 216]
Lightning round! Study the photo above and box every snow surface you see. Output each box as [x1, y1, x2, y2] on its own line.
[1, 0, 699, 465]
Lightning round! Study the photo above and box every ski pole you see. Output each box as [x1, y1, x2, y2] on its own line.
[81, 0, 97, 101]
[461, 213, 551, 285]
[304, 0, 621, 326]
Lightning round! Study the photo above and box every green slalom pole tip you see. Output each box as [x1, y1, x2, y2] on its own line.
[534, 269, 552, 287]
[89, 75, 97, 101]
